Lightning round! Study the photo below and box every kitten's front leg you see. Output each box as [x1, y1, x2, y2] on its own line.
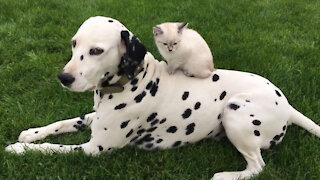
[167, 62, 179, 75]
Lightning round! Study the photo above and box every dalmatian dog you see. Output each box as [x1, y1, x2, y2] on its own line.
[5, 16, 320, 180]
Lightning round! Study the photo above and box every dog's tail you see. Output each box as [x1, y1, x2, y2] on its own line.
[289, 107, 320, 138]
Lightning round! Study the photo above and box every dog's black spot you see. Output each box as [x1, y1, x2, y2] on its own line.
[131, 78, 139, 85]
[147, 126, 157, 132]
[275, 101, 278, 105]
[194, 102, 201, 110]
[283, 125, 286, 131]
[254, 130, 260, 136]
[77, 121, 82, 124]
[136, 134, 154, 145]
[137, 129, 145, 135]
[145, 143, 154, 148]
[104, 72, 109, 76]
[147, 112, 158, 122]
[172, 141, 181, 147]
[252, 120, 261, 126]
[156, 139, 163, 143]
[212, 74, 219, 82]
[182, 91, 189, 100]
[159, 118, 166, 124]
[146, 81, 153, 90]
[131, 86, 138, 92]
[279, 132, 284, 137]
[99, 91, 104, 99]
[156, 78, 160, 84]
[126, 129, 134, 138]
[182, 108, 192, 119]
[143, 71, 147, 79]
[108, 94, 113, 99]
[55, 129, 59, 132]
[275, 90, 282, 97]
[115, 103, 127, 110]
[229, 103, 240, 110]
[220, 91, 227, 100]
[108, 19, 113, 23]
[167, 126, 177, 133]
[186, 123, 195, 135]
[108, 148, 112, 151]
[104, 128, 107, 131]
[130, 135, 140, 142]
[218, 114, 222, 120]
[150, 119, 159, 126]
[207, 130, 213, 136]
[80, 55, 83, 61]
[250, 114, 255, 117]
[134, 91, 146, 103]
[120, 120, 130, 129]
[150, 82, 158, 96]
[273, 135, 280, 141]
[60, 145, 63, 148]
[245, 100, 250, 103]
[98, 145, 103, 151]
[95, 90, 99, 95]
[35, 131, 39, 134]
[214, 98, 217, 102]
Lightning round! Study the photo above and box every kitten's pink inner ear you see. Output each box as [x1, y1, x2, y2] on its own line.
[153, 26, 163, 36]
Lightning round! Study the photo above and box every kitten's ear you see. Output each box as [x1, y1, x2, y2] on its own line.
[153, 26, 163, 36]
[178, 22, 188, 33]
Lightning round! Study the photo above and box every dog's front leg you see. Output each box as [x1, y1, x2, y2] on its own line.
[18, 112, 96, 143]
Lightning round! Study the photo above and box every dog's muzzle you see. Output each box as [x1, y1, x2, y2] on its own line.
[58, 73, 75, 87]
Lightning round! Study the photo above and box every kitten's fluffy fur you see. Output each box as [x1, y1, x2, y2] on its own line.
[153, 22, 214, 78]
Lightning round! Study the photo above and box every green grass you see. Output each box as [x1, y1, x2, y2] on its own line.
[1, 0, 320, 179]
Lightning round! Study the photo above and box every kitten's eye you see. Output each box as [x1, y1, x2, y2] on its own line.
[72, 40, 76, 48]
[163, 43, 167, 45]
[173, 42, 177, 45]
[89, 48, 104, 55]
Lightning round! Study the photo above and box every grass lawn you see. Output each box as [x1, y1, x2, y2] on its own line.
[1, 0, 320, 179]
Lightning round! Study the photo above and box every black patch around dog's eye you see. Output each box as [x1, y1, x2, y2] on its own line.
[72, 40, 76, 48]
[89, 48, 104, 55]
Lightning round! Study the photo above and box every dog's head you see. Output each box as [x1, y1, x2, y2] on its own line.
[58, 16, 146, 92]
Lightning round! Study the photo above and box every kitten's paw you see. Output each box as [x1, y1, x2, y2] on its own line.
[167, 67, 176, 75]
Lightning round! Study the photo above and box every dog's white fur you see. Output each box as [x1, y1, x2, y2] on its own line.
[6, 16, 320, 180]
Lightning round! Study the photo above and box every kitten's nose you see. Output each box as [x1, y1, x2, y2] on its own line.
[169, 49, 172, 52]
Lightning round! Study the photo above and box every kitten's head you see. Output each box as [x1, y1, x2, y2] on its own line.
[153, 22, 188, 53]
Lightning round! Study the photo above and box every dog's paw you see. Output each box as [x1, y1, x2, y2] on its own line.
[211, 172, 241, 180]
[5, 143, 28, 154]
[18, 128, 47, 143]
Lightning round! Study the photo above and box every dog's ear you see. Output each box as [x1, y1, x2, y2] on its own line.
[178, 22, 188, 34]
[119, 30, 147, 79]
[153, 26, 163, 36]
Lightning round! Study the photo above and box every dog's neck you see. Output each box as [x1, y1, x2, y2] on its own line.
[97, 61, 144, 94]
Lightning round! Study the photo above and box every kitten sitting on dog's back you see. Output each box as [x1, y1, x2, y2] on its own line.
[153, 22, 214, 78]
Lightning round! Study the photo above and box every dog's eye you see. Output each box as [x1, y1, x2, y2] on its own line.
[173, 42, 177, 45]
[163, 43, 167, 45]
[72, 40, 76, 48]
[89, 48, 104, 55]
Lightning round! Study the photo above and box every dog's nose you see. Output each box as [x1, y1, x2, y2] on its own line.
[58, 73, 75, 87]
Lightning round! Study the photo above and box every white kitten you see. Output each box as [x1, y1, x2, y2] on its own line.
[153, 22, 214, 78]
